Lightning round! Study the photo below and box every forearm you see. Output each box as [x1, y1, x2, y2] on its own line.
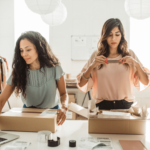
[0, 95, 5, 113]
[136, 63, 149, 85]
[60, 93, 68, 110]
[78, 65, 93, 87]
[0, 101, 2, 113]
[2, 76, 6, 90]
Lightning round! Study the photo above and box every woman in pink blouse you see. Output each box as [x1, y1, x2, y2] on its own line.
[77, 18, 150, 110]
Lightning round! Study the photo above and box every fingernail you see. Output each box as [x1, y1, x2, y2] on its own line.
[119, 59, 121, 61]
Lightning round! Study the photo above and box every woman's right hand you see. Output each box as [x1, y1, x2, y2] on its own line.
[90, 55, 107, 69]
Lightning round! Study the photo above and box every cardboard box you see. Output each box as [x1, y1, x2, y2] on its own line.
[0, 108, 58, 133]
[66, 111, 77, 120]
[68, 103, 150, 135]
[68, 94, 76, 103]
[88, 118, 148, 134]
[76, 115, 88, 120]
[0, 107, 77, 132]
[58, 98, 76, 120]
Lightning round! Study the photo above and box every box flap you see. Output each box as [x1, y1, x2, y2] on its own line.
[9, 108, 58, 113]
[0, 111, 56, 119]
[68, 103, 88, 118]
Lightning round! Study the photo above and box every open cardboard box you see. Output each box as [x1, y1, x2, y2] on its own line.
[68, 103, 150, 135]
[0, 108, 76, 132]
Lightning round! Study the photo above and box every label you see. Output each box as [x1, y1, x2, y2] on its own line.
[66, 111, 72, 119]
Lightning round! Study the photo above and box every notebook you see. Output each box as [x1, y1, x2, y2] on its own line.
[119, 140, 147, 150]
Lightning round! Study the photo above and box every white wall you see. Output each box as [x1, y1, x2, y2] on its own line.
[0, 0, 21, 111]
[0, 0, 14, 68]
[50, 0, 130, 77]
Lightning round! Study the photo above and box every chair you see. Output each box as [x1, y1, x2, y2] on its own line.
[82, 91, 91, 106]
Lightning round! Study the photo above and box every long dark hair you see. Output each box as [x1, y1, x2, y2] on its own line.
[97, 18, 130, 69]
[12, 31, 60, 98]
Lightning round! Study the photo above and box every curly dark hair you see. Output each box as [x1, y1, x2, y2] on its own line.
[97, 18, 130, 69]
[12, 31, 60, 98]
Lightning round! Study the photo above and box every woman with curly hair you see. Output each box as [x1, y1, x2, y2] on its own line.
[77, 18, 150, 110]
[0, 31, 68, 125]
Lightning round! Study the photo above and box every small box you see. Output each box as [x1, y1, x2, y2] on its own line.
[0, 108, 58, 133]
[68, 94, 76, 103]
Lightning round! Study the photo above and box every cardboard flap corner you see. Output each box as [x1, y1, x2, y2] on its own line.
[68, 103, 88, 118]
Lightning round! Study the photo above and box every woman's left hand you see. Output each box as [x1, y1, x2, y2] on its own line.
[57, 108, 66, 125]
[119, 56, 139, 67]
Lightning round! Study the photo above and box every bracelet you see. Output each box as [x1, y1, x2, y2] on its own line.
[82, 73, 90, 80]
[62, 106, 68, 111]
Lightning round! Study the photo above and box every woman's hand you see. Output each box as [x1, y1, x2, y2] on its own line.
[90, 55, 107, 69]
[120, 56, 149, 85]
[57, 108, 66, 125]
[119, 56, 138, 67]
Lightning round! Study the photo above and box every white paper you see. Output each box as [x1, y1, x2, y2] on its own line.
[12, 141, 30, 148]
[79, 137, 114, 150]
[102, 111, 131, 116]
[40, 111, 57, 115]
[3, 141, 31, 150]
[141, 105, 149, 118]
[68, 103, 88, 118]
[3, 146, 24, 150]
[66, 111, 72, 119]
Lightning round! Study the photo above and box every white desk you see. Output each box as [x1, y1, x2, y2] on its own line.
[1, 120, 150, 150]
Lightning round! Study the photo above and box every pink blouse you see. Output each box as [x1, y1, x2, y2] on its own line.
[77, 50, 150, 104]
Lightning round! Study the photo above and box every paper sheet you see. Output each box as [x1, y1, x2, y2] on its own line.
[79, 137, 114, 150]
[68, 103, 88, 118]
[102, 111, 131, 116]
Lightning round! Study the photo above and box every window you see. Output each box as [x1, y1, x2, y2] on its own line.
[130, 17, 150, 69]
[14, 0, 49, 43]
